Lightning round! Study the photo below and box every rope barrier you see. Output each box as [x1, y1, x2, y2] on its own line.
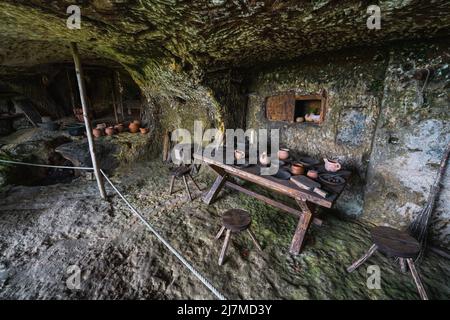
[0, 158, 226, 300]
[100, 170, 227, 300]
[0, 159, 93, 171]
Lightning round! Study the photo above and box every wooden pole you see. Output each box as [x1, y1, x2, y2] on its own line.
[70, 42, 106, 199]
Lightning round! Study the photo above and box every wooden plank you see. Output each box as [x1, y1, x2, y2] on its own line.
[289, 199, 314, 255]
[225, 181, 322, 226]
[203, 173, 228, 205]
[265, 93, 295, 122]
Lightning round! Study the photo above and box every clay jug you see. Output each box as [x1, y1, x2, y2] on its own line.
[324, 158, 341, 172]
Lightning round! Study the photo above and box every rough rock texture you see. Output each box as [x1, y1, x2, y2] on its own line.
[0, 128, 153, 188]
[246, 38, 450, 247]
[0, 160, 448, 299]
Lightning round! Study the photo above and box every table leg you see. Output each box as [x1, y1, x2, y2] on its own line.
[289, 199, 314, 255]
[203, 166, 228, 205]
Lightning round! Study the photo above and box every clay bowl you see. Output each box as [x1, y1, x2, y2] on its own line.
[96, 123, 107, 130]
[105, 127, 115, 136]
[278, 148, 290, 160]
[140, 127, 149, 134]
[307, 169, 319, 179]
[291, 162, 305, 175]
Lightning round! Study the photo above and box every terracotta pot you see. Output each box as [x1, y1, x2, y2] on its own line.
[129, 122, 139, 133]
[307, 170, 319, 179]
[324, 158, 342, 172]
[93, 128, 103, 138]
[96, 123, 107, 130]
[133, 120, 141, 127]
[278, 148, 290, 160]
[140, 127, 149, 134]
[291, 162, 305, 175]
[105, 127, 115, 136]
[114, 124, 124, 133]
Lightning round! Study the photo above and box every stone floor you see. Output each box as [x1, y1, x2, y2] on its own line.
[0, 160, 448, 300]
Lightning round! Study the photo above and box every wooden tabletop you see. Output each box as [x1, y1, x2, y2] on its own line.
[193, 149, 350, 208]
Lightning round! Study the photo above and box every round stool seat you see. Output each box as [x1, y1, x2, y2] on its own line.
[222, 209, 251, 232]
[371, 226, 420, 258]
[170, 165, 191, 177]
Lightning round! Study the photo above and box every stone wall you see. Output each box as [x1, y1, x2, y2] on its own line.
[244, 38, 450, 247]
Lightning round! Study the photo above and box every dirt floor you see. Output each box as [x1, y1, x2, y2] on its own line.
[0, 160, 448, 300]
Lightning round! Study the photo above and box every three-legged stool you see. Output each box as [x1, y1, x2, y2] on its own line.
[215, 209, 262, 265]
[347, 226, 428, 300]
[169, 165, 201, 201]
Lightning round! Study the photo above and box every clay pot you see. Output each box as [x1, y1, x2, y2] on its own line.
[105, 127, 115, 136]
[114, 124, 124, 133]
[129, 122, 140, 133]
[259, 152, 271, 166]
[140, 127, 149, 134]
[291, 162, 305, 175]
[278, 148, 290, 160]
[307, 170, 319, 179]
[324, 158, 342, 172]
[93, 128, 103, 138]
[132, 120, 141, 127]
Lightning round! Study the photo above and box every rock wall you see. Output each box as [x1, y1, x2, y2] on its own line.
[364, 39, 450, 246]
[245, 38, 450, 247]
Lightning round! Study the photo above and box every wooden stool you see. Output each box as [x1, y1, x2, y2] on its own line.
[347, 226, 428, 300]
[169, 165, 201, 201]
[214, 209, 262, 265]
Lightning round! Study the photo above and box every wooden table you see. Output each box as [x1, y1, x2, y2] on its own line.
[193, 148, 350, 255]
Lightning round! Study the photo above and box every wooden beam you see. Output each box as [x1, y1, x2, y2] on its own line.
[70, 42, 106, 199]
[225, 181, 322, 226]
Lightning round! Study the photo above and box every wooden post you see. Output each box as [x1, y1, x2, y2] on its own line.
[70, 42, 106, 199]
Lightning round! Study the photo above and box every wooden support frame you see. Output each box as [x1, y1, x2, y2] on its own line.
[70, 42, 106, 199]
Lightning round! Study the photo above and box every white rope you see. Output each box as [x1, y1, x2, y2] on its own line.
[0, 159, 93, 171]
[0, 158, 226, 300]
[100, 170, 227, 300]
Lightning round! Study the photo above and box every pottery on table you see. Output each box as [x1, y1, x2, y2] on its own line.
[105, 127, 115, 136]
[129, 122, 140, 133]
[259, 152, 271, 166]
[291, 162, 305, 175]
[114, 124, 124, 133]
[307, 169, 319, 179]
[324, 158, 342, 172]
[140, 127, 149, 134]
[235, 149, 245, 160]
[278, 148, 290, 160]
[93, 128, 103, 138]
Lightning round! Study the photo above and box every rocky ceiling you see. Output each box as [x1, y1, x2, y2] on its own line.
[1, 0, 450, 78]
